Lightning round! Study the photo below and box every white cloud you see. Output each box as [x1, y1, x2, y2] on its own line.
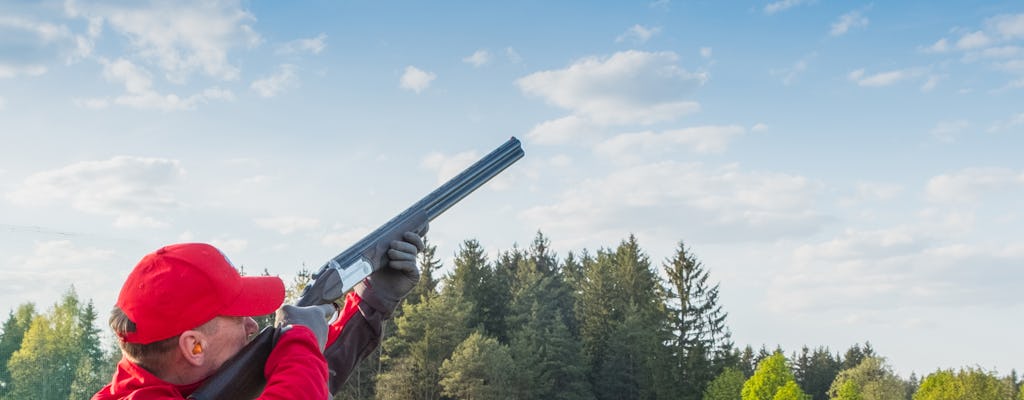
[211, 238, 248, 254]
[0, 64, 48, 79]
[517, 50, 705, 126]
[763, 0, 813, 15]
[926, 167, 1024, 203]
[95, 1, 260, 82]
[772, 54, 814, 85]
[988, 112, 1024, 132]
[278, 33, 327, 55]
[421, 151, 480, 185]
[616, 24, 661, 43]
[848, 68, 920, 87]
[322, 226, 372, 248]
[251, 64, 299, 98]
[6, 156, 186, 228]
[930, 119, 969, 142]
[521, 161, 825, 247]
[987, 13, 1024, 39]
[830, 10, 869, 36]
[525, 115, 600, 145]
[921, 74, 942, 92]
[399, 65, 436, 93]
[463, 49, 491, 67]
[956, 31, 993, 50]
[770, 227, 1024, 313]
[0, 96, 5, 110]
[255, 216, 321, 234]
[9, 240, 115, 270]
[595, 125, 746, 163]
[505, 47, 523, 64]
[923, 38, 949, 53]
[90, 57, 234, 111]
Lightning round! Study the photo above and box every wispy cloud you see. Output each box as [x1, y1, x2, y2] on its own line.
[616, 24, 661, 44]
[595, 125, 746, 163]
[399, 65, 436, 93]
[6, 156, 186, 228]
[277, 33, 327, 55]
[763, 0, 814, 15]
[463, 49, 491, 67]
[926, 167, 1024, 204]
[830, 10, 869, 36]
[255, 216, 320, 234]
[83, 57, 235, 111]
[251, 64, 299, 98]
[848, 68, 923, 87]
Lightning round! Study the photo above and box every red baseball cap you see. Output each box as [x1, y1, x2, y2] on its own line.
[116, 243, 285, 344]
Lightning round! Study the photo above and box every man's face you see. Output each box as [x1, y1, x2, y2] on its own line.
[201, 315, 259, 372]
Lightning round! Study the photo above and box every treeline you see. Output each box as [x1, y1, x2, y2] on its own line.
[1, 232, 1022, 399]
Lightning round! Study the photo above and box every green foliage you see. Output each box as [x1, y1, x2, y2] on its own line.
[742, 352, 798, 400]
[793, 346, 842, 400]
[703, 367, 746, 400]
[6, 288, 107, 400]
[663, 241, 734, 400]
[913, 367, 1016, 400]
[438, 331, 512, 400]
[773, 381, 810, 400]
[828, 357, 904, 400]
[0, 303, 36, 397]
[375, 291, 472, 400]
[832, 380, 860, 400]
[577, 235, 670, 400]
[506, 233, 592, 400]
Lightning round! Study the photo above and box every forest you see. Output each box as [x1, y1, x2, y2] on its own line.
[1, 232, 1021, 400]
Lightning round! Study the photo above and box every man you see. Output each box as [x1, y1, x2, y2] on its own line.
[92, 231, 425, 399]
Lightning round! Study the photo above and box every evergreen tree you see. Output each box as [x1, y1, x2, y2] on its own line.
[663, 241, 734, 400]
[738, 345, 757, 378]
[375, 290, 472, 400]
[0, 303, 35, 398]
[793, 346, 840, 400]
[577, 236, 670, 400]
[438, 331, 513, 400]
[840, 343, 875, 370]
[445, 239, 503, 337]
[407, 236, 441, 306]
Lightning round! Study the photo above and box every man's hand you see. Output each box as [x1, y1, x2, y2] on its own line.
[356, 230, 426, 312]
[275, 304, 335, 351]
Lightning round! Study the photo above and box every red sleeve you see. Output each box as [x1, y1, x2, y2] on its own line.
[256, 325, 329, 400]
[322, 286, 391, 393]
[326, 291, 363, 347]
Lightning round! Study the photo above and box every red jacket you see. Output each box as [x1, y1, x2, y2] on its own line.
[93, 290, 384, 399]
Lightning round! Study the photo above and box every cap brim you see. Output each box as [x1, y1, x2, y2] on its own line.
[221, 275, 286, 317]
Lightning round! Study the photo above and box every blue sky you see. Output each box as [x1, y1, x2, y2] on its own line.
[2, 0, 1022, 377]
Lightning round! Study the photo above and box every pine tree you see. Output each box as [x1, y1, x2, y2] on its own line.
[0, 303, 36, 398]
[703, 367, 746, 400]
[407, 236, 442, 306]
[375, 290, 472, 400]
[663, 241, 734, 400]
[438, 331, 513, 400]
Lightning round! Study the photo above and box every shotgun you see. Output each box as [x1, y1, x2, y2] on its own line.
[188, 137, 524, 399]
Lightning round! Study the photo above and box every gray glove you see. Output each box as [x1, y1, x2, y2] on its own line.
[356, 230, 426, 312]
[275, 304, 335, 351]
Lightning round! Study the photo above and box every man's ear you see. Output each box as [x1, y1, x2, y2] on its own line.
[179, 330, 205, 367]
